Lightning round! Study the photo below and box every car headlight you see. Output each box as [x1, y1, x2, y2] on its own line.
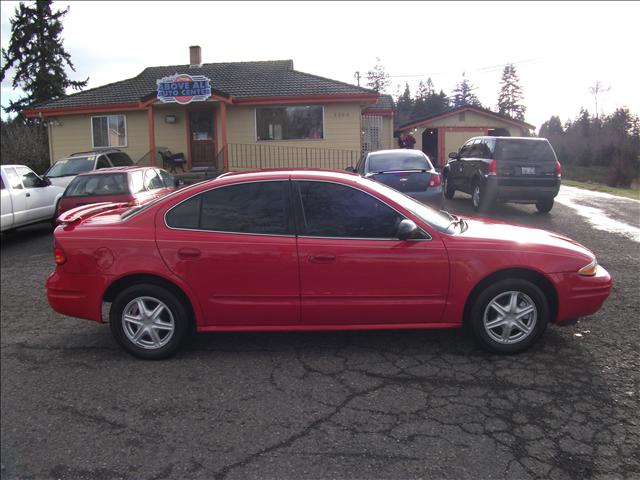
[578, 258, 598, 276]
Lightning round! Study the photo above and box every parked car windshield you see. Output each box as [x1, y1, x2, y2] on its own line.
[45, 156, 95, 177]
[494, 139, 557, 163]
[359, 179, 454, 233]
[65, 173, 128, 197]
[368, 152, 433, 173]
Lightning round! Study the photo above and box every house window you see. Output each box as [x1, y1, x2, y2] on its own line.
[92, 115, 127, 148]
[256, 106, 323, 141]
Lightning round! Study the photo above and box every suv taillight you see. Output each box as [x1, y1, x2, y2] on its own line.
[555, 161, 562, 177]
[488, 159, 497, 175]
[54, 245, 66, 265]
[429, 174, 442, 187]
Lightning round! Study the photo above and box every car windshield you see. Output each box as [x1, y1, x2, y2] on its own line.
[65, 173, 128, 197]
[360, 178, 454, 233]
[368, 153, 432, 173]
[494, 139, 557, 163]
[46, 156, 95, 177]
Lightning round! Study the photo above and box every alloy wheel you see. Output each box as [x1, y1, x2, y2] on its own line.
[482, 291, 537, 345]
[121, 296, 175, 350]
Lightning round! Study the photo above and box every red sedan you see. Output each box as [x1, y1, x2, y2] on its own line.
[47, 169, 611, 359]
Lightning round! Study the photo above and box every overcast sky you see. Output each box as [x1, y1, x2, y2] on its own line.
[1, 1, 638, 130]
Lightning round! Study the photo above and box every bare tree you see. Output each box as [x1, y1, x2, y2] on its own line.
[589, 81, 611, 118]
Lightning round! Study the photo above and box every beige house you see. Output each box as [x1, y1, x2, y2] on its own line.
[396, 106, 535, 168]
[25, 47, 395, 173]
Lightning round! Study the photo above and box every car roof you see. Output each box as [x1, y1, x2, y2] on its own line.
[74, 166, 154, 177]
[214, 168, 359, 182]
[367, 149, 426, 157]
[469, 136, 550, 142]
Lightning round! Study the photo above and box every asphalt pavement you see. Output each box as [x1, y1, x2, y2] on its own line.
[1, 186, 639, 480]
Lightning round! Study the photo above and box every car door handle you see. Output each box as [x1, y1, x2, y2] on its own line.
[25, 192, 31, 197]
[178, 248, 201, 259]
[308, 254, 336, 264]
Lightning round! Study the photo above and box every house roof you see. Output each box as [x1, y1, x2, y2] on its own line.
[397, 105, 535, 130]
[29, 60, 377, 112]
[365, 94, 394, 110]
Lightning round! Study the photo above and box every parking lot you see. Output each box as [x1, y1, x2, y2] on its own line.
[1, 187, 639, 480]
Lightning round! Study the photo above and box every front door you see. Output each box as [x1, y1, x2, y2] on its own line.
[189, 110, 216, 168]
[294, 180, 450, 326]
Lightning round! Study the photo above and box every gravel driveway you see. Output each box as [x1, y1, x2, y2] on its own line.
[1, 186, 638, 480]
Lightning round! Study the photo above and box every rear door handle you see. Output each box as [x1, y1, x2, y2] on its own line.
[178, 248, 201, 259]
[309, 254, 336, 264]
[25, 192, 31, 197]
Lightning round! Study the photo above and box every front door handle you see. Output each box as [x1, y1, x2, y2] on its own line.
[309, 254, 336, 264]
[178, 248, 201, 259]
[25, 192, 31, 197]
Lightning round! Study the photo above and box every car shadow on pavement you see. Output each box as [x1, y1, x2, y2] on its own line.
[1, 223, 53, 250]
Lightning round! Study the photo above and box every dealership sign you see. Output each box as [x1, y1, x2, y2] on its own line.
[156, 74, 212, 104]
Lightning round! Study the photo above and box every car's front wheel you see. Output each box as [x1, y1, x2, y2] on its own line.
[109, 284, 189, 360]
[470, 279, 549, 354]
[472, 181, 491, 212]
[535, 198, 554, 213]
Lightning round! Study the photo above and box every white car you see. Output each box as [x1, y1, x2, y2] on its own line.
[44, 149, 133, 188]
[1, 164, 66, 232]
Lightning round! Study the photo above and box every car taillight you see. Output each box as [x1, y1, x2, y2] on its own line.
[488, 159, 497, 175]
[429, 174, 442, 187]
[54, 245, 66, 265]
[555, 161, 562, 177]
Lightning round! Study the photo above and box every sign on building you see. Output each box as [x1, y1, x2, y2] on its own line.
[156, 74, 212, 104]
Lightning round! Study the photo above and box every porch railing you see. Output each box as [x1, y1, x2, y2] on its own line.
[223, 143, 362, 172]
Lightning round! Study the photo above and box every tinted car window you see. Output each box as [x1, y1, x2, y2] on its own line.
[158, 169, 175, 187]
[46, 156, 95, 177]
[65, 173, 128, 197]
[106, 152, 133, 167]
[166, 181, 289, 235]
[297, 181, 403, 239]
[459, 141, 473, 158]
[144, 169, 164, 190]
[368, 152, 433, 172]
[494, 139, 557, 163]
[96, 156, 110, 169]
[16, 167, 41, 188]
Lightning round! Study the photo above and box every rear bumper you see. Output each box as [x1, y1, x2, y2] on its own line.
[486, 176, 560, 202]
[550, 265, 612, 325]
[407, 187, 443, 208]
[46, 269, 107, 323]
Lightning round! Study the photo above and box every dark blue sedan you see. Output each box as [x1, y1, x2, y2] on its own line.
[349, 149, 443, 209]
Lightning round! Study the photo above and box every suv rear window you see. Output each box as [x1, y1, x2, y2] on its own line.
[494, 139, 557, 164]
[65, 173, 129, 197]
[46, 156, 95, 177]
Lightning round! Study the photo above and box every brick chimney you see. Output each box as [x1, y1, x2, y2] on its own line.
[189, 45, 202, 67]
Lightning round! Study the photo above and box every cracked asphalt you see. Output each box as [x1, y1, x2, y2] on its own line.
[1, 187, 639, 480]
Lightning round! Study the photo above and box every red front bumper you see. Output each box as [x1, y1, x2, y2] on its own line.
[46, 269, 108, 323]
[551, 265, 612, 324]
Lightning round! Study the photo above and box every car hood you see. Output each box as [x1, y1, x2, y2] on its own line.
[47, 176, 76, 188]
[443, 216, 595, 268]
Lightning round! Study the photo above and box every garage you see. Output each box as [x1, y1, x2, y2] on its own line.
[396, 106, 535, 168]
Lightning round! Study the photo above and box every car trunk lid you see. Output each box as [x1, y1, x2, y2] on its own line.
[366, 171, 432, 193]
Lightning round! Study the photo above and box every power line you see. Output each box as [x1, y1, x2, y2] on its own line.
[387, 57, 542, 79]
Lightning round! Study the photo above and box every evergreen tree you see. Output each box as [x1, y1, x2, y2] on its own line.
[539, 116, 564, 138]
[452, 73, 481, 108]
[395, 83, 413, 125]
[497, 63, 526, 121]
[1, 0, 88, 113]
[365, 57, 390, 93]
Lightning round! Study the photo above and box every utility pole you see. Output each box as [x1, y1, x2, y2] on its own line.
[354, 71, 361, 87]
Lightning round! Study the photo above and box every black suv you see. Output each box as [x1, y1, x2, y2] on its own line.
[443, 136, 561, 213]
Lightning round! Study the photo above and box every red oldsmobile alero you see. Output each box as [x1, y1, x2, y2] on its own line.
[46, 169, 612, 359]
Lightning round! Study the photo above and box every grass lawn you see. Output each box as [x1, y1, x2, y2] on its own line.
[563, 179, 640, 200]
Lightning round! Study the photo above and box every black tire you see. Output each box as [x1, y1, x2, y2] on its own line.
[109, 284, 190, 360]
[471, 180, 492, 212]
[470, 279, 549, 354]
[535, 198, 554, 213]
[443, 175, 455, 199]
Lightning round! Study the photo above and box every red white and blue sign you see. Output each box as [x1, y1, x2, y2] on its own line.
[156, 74, 212, 104]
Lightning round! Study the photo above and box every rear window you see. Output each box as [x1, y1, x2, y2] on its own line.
[368, 153, 433, 173]
[65, 173, 128, 197]
[46, 156, 96, 177]
[494, 139, 557, 163]
[107, 152, 133, 167]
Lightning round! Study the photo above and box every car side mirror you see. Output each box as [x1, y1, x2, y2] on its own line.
[40, 176, 51, 187]
[345, 166, 355, 172]
[448, 152, 459, 159]
[397, 219, 419, 241]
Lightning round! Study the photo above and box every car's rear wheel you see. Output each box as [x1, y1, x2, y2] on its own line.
[443, 175, 455, 199]
[535, 198, 554, 213]
[472, 180, 491, 212]
[109, 284, 189, 360]
[470, 279, 549, 354]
